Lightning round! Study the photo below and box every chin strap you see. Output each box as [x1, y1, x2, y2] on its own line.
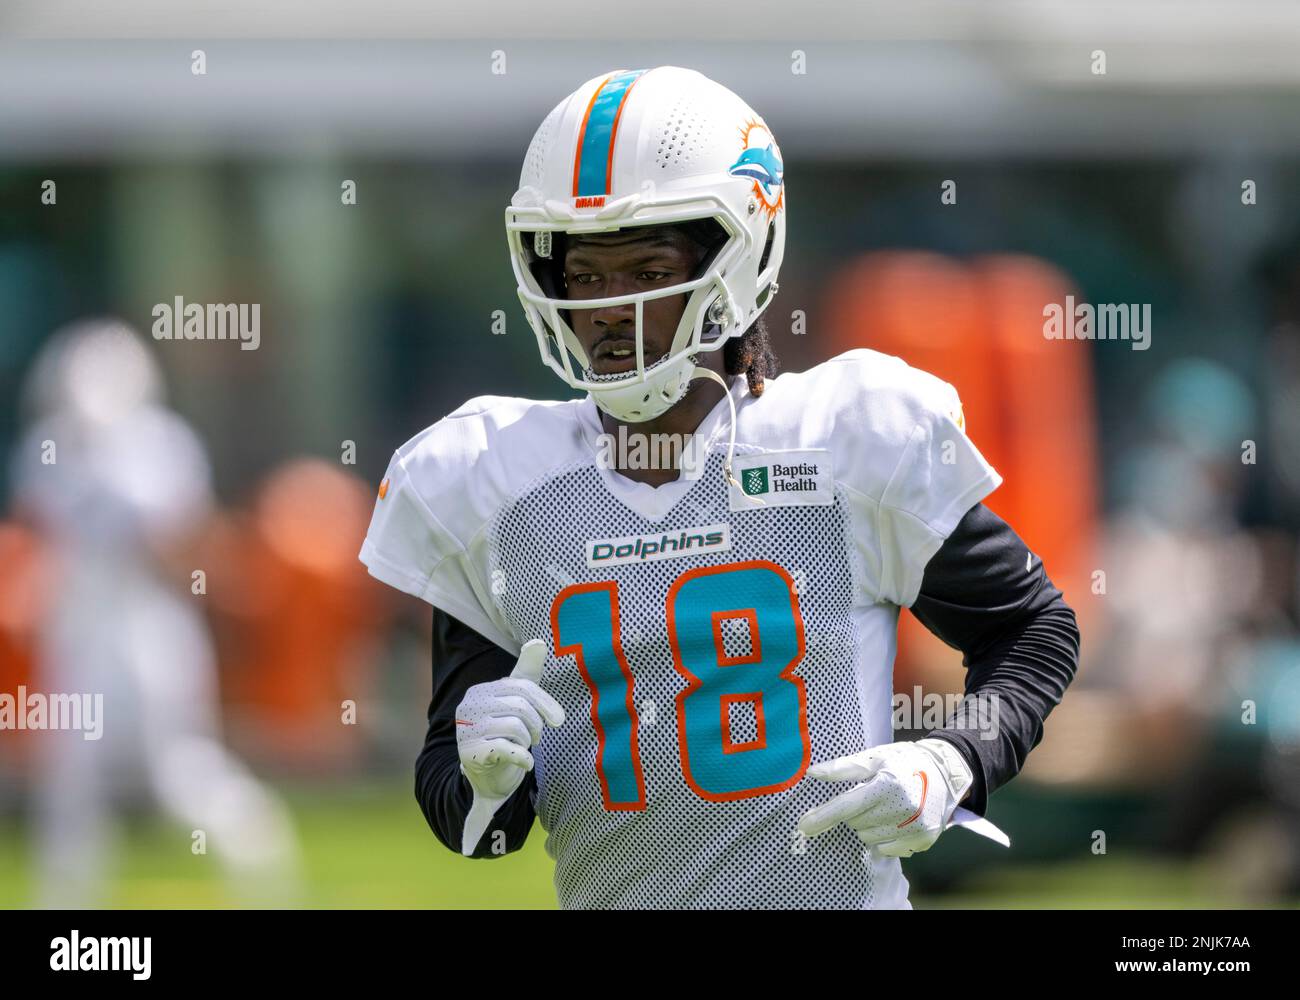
[689, 365, 765, 506]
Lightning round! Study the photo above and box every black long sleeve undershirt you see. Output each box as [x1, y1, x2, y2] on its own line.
[414, 502, 1080, 855]
[414, 608, 534, 858]
[912, 503, 1081, 818]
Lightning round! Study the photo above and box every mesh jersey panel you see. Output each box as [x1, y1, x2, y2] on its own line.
[487, 447, 899, 909]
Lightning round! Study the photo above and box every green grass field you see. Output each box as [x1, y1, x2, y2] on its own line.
[0, 781, 557, 909]
[0, 780, 1295, 909]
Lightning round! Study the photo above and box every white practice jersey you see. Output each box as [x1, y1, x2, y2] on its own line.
[11, 404, 219, 733]
[360, 348, 1001, 909]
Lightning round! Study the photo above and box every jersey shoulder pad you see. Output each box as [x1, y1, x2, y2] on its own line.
[389, 393, 584, 546]
[358, 393, 584, 644]
[752, 348, 965, 499]
[814, 347, 963, 443]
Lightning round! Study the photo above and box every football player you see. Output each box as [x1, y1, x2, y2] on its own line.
[360, 66, 1079, 908]
[13, 318, 301, 907]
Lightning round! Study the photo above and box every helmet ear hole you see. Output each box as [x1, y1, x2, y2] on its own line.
[758, 221, 776, 274]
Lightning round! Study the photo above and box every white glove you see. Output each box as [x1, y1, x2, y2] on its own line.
[455, 639, 565, 856]
[796, 738, 975, 858]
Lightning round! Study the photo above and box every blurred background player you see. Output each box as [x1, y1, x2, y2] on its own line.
[9, 318, 301, 907]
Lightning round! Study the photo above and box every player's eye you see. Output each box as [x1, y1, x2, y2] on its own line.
[566, 269, 673, 286]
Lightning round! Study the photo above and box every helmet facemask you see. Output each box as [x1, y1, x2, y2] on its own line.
[510, 215, 749, 422]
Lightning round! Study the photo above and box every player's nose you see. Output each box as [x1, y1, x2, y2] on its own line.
[592, 307, 635, 331]
[591, 292, 637, 329]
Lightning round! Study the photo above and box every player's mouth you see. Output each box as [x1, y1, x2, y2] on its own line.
[592, 337, 659, 375]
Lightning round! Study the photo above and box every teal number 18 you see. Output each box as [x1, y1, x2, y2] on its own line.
[550, 560, 810, 810]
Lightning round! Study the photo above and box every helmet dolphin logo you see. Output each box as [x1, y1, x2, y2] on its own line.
[728, 142, 784, 196]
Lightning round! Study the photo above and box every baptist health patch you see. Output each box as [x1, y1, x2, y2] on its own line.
[728, 449, 834, 511]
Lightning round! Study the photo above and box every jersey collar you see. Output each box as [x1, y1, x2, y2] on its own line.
[576, 372, 750, 523]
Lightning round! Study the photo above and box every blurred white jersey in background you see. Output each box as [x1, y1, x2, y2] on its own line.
[11, 319, 300, 908]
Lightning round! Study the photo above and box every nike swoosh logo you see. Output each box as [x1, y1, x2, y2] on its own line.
[898, 770, 928, 828]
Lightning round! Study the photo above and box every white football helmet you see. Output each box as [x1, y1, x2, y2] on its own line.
[21, 317, 164, 425]
[506, 66, 786, 422]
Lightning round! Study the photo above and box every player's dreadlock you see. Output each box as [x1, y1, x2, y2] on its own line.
[723, 314, 778, 398]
